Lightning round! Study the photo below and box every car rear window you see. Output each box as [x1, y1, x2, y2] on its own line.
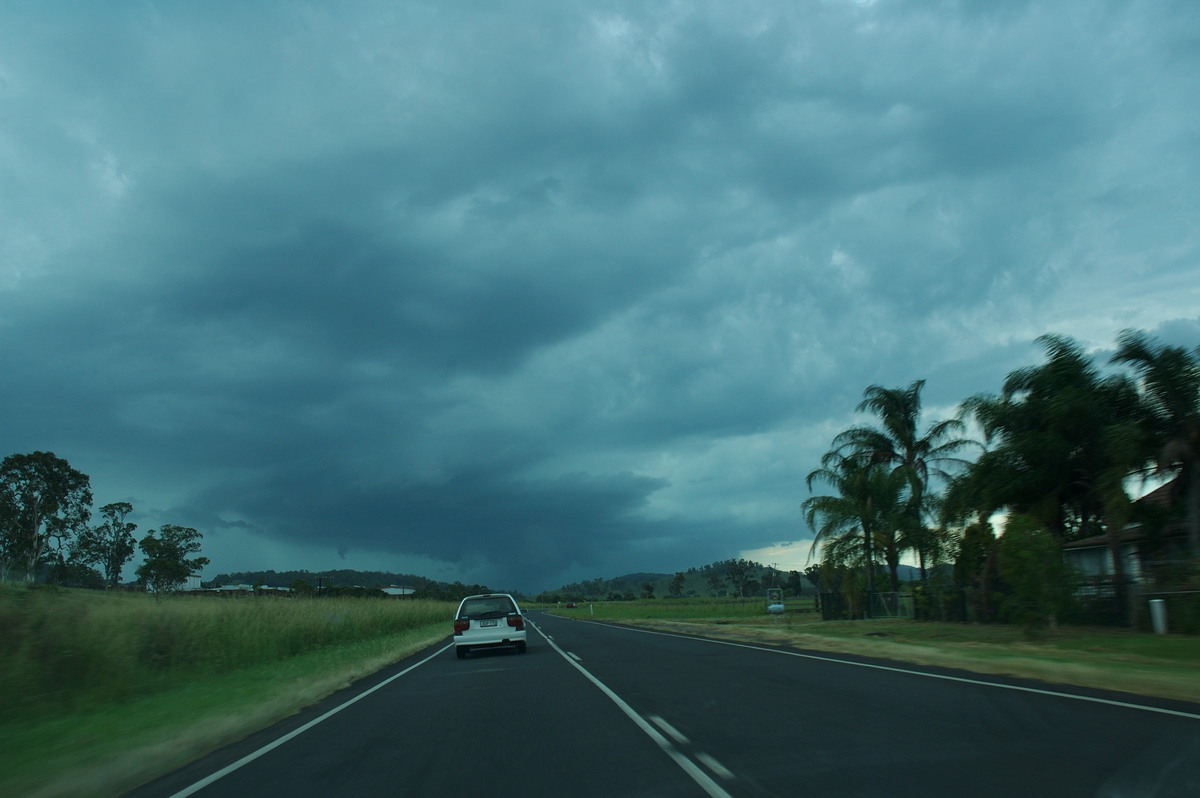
[460, 597, 515, 619]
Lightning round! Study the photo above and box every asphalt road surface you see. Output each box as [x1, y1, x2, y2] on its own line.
[128, 611, 1200, 797]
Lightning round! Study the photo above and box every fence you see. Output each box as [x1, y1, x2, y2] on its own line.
[819, 581, 1199, 631]
[818, 591, 920, 620]
[870, 592, 914, 619]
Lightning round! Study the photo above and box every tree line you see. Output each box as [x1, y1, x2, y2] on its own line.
[0, 451, 208, 592]
[209, 568, 503, 601]
[803, 329, 1199, 629]
[540, 559, 813, 603]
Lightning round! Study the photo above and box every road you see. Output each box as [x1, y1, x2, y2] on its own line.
[129, 611, 1200, 797]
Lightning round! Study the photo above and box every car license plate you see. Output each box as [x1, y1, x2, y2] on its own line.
[480, 619, 498, 627]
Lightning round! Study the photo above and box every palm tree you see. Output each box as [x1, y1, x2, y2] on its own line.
[803, 451, 910, 604]
[961, 335, 1137, 540]
[833, 380, 977, 579]
[960, 334, 1142, 623]
[1111, 330, 1200, 557]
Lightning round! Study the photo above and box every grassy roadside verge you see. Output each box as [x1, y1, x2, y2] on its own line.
[545, 604, 1200, 705]
[8, 624, 449, 798]
[0, 585, 454, 798]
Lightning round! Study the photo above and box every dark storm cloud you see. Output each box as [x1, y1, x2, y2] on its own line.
[181, 464, 671, 587]
[3, 0, 1199, 590]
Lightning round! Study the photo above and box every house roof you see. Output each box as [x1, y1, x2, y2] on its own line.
[1135, 478, 1179, 510]
[1062, 530, 1144, 550]
[1062, 478, 1187, 550]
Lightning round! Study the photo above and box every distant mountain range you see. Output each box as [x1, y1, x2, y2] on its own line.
[204, 568, 519, 599]
[209, 561, 926, 600]
[542, 561, 925, 600]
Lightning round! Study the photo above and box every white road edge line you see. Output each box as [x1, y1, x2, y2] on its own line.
[529, 621, 733, 798]
[593, 622, 1200, 722]
[168, 643, 454, 798]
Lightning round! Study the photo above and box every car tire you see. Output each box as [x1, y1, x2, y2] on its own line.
[456, 647, 466, 659]
[516, 641, 527, 654]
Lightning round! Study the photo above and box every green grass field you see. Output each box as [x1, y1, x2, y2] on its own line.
[537, 595, 805, 619]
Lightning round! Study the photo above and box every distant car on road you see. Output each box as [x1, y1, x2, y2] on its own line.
[453, 593, 527, 659]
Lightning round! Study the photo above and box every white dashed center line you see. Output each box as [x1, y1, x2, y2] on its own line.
[530, 620, 735, 798]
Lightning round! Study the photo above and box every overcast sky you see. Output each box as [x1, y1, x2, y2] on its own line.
[2, 1, 1198, 592]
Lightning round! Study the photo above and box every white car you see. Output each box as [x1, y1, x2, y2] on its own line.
[453, 593, 527, 658]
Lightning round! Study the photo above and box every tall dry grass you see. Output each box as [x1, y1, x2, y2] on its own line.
[0, 582, 451, 720]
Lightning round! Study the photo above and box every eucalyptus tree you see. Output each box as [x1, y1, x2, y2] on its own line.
[833, 380, 977, 579]
[803, 451, 911, 598]
[0, 452, 93, 582]
[1111, 330, 1200, 557]
[136, 524, 210, 595]
[75, 502, 138, 588]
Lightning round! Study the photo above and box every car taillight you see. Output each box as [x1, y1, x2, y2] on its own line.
[506, 614, 524, 630]
[454, 618, 470, 634]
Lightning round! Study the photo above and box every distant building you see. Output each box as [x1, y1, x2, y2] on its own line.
[1062, 532, 1144, 592]
[144, 574, 205, 593]
[1062, 479, 1191, 591]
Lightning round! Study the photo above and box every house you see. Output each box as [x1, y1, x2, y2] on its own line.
[1062, 531, 1144, 592]
[1062, 479, 1191, 590]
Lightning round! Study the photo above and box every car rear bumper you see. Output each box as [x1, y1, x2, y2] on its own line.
[455, 629, 526, 647]
[456, 638, 522, 650]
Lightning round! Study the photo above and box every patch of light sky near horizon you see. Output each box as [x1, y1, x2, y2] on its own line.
[137, 528, 490, 586]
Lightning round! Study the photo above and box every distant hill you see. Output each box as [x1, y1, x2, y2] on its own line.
[541, 559, 808, 601]
[209, 568, 426, 589]
[209, 561, 926, 603]
[205, 569, 522, 600]
[540, 560, 927, 601]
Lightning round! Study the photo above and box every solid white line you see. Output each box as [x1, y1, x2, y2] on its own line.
[168, 643, 454, 798]
[648, 714, 690, 745]
[596, 622, 1200, 721]
[529, 621, 733, 798]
